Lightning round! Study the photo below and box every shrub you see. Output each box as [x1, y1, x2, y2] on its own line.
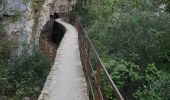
[101, 56, 160, 99]
[74, 0, 170, 99]
[0, 47, 51, 99]
[32, 0, 45, 14]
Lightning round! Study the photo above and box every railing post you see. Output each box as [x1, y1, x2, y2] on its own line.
[95, 60, 103, 100]
[86, 43, 91, 72]
[86, 43, 91, 93]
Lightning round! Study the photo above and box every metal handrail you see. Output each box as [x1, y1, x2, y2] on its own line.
[73, 17, 124, 100]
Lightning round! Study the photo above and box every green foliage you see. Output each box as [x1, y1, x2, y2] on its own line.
[133, 72, 170, 100]
[101, 56, 161, 99]
[32, 0, 45, 14]
[8, 48, 50, 98]
[0, 46, 51, 99]
[74, 0, 170, 99]
[101, 11, 170, 65]
[156, 30, 170, 71]
[167, 1, 170, 12]
[0, 0, 49, 99]
[0, 23, 11, 67]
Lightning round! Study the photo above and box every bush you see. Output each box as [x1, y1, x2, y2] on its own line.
[74, 0, 170, 99]
[101, 56, 160, 99]
[133, 72, 170, 100]
[32, 0, 45, 14]
[0, 47, 51, 99]
[99, 11, 170, 99]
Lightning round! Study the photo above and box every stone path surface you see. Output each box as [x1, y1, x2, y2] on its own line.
[38, 19, 88, 100]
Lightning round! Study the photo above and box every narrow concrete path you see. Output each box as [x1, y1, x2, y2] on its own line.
[38, 19, 88, 100]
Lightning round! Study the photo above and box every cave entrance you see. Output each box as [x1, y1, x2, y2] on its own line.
[52, 13, 66, 45]
[39, 13, 66, 61]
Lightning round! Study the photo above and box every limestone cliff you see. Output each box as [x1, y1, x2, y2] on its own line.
[0, 0, 75, 61]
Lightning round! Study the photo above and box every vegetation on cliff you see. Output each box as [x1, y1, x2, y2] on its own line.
[0, 23, 51, 99]
[0, 0, 51, 99]
[0, 48, 51, 99]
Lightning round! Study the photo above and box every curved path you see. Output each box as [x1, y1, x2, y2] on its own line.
[38, 19, 88, 100]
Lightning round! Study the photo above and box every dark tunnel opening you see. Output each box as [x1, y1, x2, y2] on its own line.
[52, 13, 66, 45]
[41, 13, 66, 46]
[39, 13, 66, 60]
[52, 21, 66, 45]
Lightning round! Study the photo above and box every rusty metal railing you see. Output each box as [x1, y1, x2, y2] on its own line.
[73, 17, 124, 100]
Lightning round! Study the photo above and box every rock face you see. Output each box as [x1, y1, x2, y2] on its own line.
[2, 0, 28, 16]
[2, 0, 34, 58]
[1, 0, 76, 59]
[0, 0, 3, 18]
